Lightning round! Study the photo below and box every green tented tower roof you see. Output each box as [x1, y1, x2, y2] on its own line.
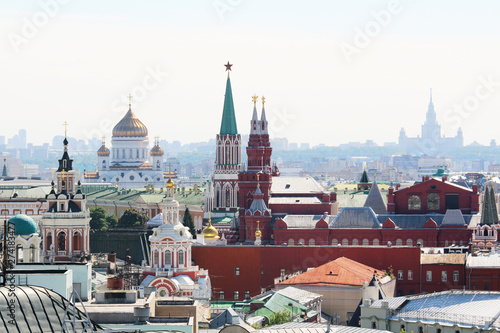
[219, 76, 238, 135]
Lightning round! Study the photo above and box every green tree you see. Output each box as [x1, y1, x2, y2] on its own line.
[90, 207, 108, 230]
[183, 208, 196, 238]
[118, 208, 145, 228]
[106, 214, 118, 228]
[269, 309, 292, 326]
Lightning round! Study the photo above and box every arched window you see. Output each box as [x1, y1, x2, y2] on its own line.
[46, 232, 52, 251]
[406, 239, 413, 246]
[408, 195, 421, 210]
[417, 239, 424, 247]
[73, 232, 81, 251]
[156, 160, 161, 169]
[102, 160, 106, 168]
[373, 238, 380, 246]
[165, 250, 171, 266]
[298, 239, 305, 245]
[309, 239, 315, 246]
[352, 239, 359, 245]
[226, 190, 231, 208]
[288, 239, 294, 246]
[396, 239, 403, 246]
[178, 250, 184, 265]
[29, 245, 36, 262]
[363, 238, 370, 246]
[58, 232, 66, 252]
[427, 193, 440, 210]
[331, 239, 338, 245]
[15, 244, 23, 263]
[342, 238, 349, 246]
[153, 250, 159, 267]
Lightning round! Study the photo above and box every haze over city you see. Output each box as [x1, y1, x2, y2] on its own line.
[2, 1, 500, 147]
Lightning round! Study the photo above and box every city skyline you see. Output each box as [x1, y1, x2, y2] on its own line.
[2, 1, 500, 146]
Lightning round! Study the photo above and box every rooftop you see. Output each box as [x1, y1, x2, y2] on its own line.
[278, 257, 388, 287]
[271, 177, 325, 195]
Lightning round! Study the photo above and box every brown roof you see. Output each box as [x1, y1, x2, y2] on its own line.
[277, 257, 386, 287]
[420, 253, 466, 265]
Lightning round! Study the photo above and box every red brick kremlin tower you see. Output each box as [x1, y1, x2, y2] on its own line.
[235, 95, 280, 244]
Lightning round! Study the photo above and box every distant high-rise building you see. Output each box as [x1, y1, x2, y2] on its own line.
[398, 91, 463, 155]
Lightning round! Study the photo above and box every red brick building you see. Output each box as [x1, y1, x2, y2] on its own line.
[387, 176, 479, 214]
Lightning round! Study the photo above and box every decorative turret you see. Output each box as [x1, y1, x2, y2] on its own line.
[97, 137, 110, 156]
[97, 136, 110, 171]
[260, 96, 268, 135]
[250, 94, 260, 135]
[150, 136, 164, 171]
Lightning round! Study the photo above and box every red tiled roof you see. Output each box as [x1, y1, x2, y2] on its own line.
[277, 257, 386, 287]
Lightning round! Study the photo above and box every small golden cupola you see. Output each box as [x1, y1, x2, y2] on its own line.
[150, 137, 164, 156]
[202, 213, 220, 239]
[97, 137, 110, 156]
[112, 100, 148, 138]
[255, 220, 262, 238]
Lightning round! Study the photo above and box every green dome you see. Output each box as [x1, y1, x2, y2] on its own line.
[8, 214, 37, 235]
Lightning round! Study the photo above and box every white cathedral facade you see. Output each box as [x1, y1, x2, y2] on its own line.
[85, 102, 167, 188]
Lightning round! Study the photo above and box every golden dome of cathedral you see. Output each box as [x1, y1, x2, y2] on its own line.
[112, 108, 148, 137]
[202, 222, 220, 239]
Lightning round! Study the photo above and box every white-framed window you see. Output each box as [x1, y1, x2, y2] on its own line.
[235, 267, 240, 276]
[426, 271, 432, 281]
[219, 291, 224, 300]
[233, 291, 239, 300]
[453, 271, 459, 282]
[408, 270, 413, 280]
[244, 290, 250, 299]
[442, 271, 447, 282]
[398, 270, 403, 280]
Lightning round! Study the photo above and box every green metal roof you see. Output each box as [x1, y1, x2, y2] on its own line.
[8, 214, 37, 235]
[86, 187, 204, 206]
[219, 76, 238, 135]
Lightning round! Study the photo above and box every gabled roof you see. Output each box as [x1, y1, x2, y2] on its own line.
[363, 180, 387, 214]
[330, 207, 381, 229]
[277, 257, 386, 287]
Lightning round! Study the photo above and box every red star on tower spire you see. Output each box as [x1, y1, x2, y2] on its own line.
[224, 61, 233, 71]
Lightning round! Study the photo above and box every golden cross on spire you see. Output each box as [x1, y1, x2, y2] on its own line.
[128, 94, 133, 107]
[51, 169, 54, 181]
[261, 96, 266, 106]
[78, 169, 81, 181]
[252, 94, 258, 106]
[63, 121, 69, 137]
[102, 136, 105, 144]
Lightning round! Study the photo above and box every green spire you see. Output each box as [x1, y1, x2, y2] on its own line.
[219, 76, 238, 135]
[360, 169, 369, 183]
[489, 183, 499, 225]
[2, 159, 7, 177]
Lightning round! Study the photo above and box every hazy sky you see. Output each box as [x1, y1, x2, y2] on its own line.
[2, 0, 500, 147]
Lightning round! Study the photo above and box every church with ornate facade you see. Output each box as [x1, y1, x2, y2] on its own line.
[41, 135, 91, 262]
[398, 91, 463, 154]
[142, 175, 211, 302]
[85, 98, 170, 188]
